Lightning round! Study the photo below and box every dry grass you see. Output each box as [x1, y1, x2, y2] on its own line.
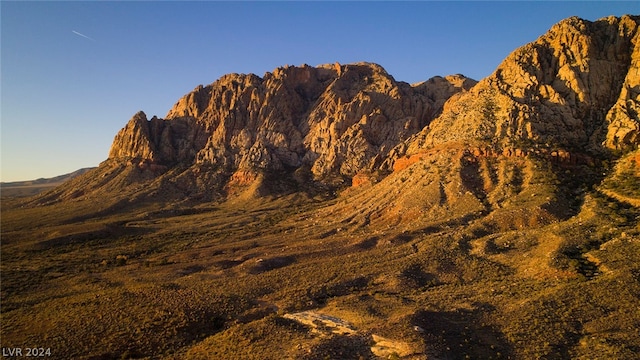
[2, 152, 639, 359]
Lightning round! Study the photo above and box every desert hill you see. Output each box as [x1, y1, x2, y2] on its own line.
[0, 168, 95, 198]
[2, 15, 639, 359]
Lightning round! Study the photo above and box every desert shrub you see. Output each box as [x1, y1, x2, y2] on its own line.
[398, 263, 438, 290]
[412, 306, 513, 359]
[184, 315, 311, 360]
[299, 334, 374, 360]
[115, 254, 128, 266]
[307, 276, 372, 305]
[247, 255, 296, 274]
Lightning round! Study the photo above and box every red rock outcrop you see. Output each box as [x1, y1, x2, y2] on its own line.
[351, 173, 374, 187]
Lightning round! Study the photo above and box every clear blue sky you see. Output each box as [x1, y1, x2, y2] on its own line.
[1, 1, 638, 182]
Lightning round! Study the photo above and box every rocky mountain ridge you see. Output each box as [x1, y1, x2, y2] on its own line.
[108, 63, 475, 179]
[406, 15, 639, 155]
[32, 15, 639, 208]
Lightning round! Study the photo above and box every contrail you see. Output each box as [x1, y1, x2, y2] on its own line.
[72, 30, 95, 41]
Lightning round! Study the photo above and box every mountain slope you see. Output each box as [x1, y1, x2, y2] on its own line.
[406, 15, 639, 154]
[317, 15, 640, 235]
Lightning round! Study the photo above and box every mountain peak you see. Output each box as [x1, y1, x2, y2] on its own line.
[98, 62, 476, 201]
[404, 14, 639, 155]
[32, 16, 640, 206]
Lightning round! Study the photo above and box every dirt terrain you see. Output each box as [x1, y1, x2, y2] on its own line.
[2, 151, 639, 359]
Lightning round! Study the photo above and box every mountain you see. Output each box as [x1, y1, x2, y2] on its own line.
[408, 15, 639, 153]
[31, 16, 639, 210]
[0, 168, 95, 198]
[336, 14, 640, 232]
[2, 15, 640, 360]
[29, 63, 476, 206]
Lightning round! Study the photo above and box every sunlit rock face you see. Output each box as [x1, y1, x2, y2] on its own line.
[109, 63, 474, 180]
[66, 15, 640, 203]
[406, 15, 640, 155]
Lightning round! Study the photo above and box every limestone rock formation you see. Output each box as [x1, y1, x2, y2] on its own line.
[336, 14, 640, 232]
[406, 15, 640, 156]
[105, 62, 475, 192]
[35, 15, 640, 208]
[10, 16, 640, 360]
[604, 28, 640, 150]
[108, 112, 206, 164]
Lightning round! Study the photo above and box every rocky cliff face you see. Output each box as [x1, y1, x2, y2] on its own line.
[40, 15, 640, 206]
[107, 62, 474, 190]
[406, 15, 639, 156]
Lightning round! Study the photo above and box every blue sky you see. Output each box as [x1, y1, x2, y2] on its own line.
[1, 1, 638, 182]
